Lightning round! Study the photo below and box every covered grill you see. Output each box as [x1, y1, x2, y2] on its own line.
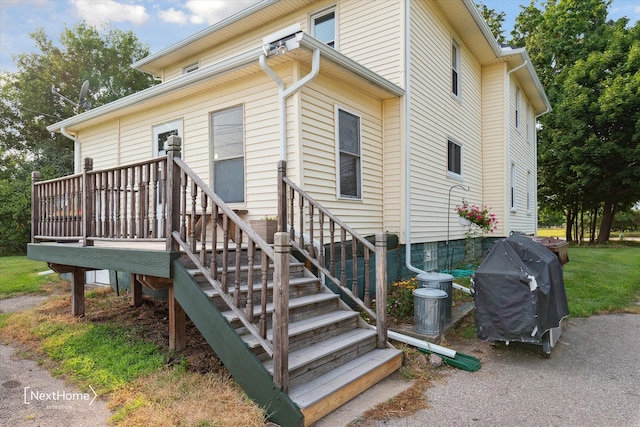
[471, 235, 570, 355]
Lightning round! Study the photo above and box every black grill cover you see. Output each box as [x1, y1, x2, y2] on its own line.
[472, 235, 570, 343]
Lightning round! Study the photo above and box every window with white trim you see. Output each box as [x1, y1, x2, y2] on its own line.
[451, 40, 461, 98]
[511, 163, 517, 210]
[311, 7, 336, 48]
[337, 108, 361, 199]
[211, 105, 244, 203]
[447, 139, 462, 178]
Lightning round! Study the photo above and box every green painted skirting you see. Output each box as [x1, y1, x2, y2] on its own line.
[171, 261, 304, 426]
[27, 243, 178, 278]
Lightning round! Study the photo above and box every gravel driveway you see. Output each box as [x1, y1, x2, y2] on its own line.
[370, 313, 640, 427]
[0, 295, 113, 427]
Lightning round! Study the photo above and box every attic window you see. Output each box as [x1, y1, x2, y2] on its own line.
[183, 62, 199, 74]
[311, 8, 336, 48]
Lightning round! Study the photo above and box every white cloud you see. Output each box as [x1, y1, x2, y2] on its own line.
[157, 0, 258, 26]
[158, 7, 189, 25]
[70, 0, 149, 26]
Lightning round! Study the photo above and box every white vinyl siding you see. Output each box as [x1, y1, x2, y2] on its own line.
[299, 74, 385, 235]
[407, 0, 483, 242]
[338, 0, 403, 86]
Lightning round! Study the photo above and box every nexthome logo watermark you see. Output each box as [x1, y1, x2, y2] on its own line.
[23, 386, 98, 406]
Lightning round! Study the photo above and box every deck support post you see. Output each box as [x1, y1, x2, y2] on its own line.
[71, 267, 86, 317]
[272, 231, 290, 391]
[129, 273, 143, 307]
[168, 285, 186, 351]
[375, 232, 388, 348]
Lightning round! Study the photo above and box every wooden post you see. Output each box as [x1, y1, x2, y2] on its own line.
[168, 285, 186, 351]
[31, 171, 41, 243]
[277, 160, 287, 233]
[375, 232, 388, 348]
[165, 136, 182, 251]
[272, 231, 290, 391]
[71, 267, 85, 316]
[82, 158, 94, 247]
[129, 273, 143, 307]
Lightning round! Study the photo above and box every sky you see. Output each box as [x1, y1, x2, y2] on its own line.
[1, 0, 639, 74]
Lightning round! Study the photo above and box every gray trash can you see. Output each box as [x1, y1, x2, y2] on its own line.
[417, 272, 454, 324]
[413, 288, 448, 335]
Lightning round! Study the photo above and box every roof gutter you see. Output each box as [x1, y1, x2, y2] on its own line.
[505, 60, 529, 235]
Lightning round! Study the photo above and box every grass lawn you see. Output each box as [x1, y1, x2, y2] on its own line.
[562, 245, 640, 316]
[0, 256, 56, 298]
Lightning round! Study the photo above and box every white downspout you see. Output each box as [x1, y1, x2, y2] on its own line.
[259, 47, 320, 161]
[61, 127, 80, 174]
[505, 60, 528, 235]
[404, 0, 423, 277]
[533, 108, 549, 234]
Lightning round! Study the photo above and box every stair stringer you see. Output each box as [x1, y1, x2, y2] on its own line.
[171, 260, 304, 426]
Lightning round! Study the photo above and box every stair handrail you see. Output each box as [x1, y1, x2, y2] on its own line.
[277, 161, 388, 347]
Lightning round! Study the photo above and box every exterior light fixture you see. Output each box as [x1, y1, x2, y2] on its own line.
[262, 23, 303, 57]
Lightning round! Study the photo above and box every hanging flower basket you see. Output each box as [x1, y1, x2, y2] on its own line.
[455, 203, 498, 233]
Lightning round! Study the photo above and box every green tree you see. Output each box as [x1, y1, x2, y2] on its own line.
[476, 2, 507, 44]
[0, 23, 156, 254]
[512, 0, 640, 243]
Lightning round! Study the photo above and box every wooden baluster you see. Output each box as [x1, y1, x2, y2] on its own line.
[151, 161, 158, 238]
[63, 178, 70, 237]
[136, 165, 144, 238]
[298, 192, 304, 249]
[308, 204, 315, 258]
[364, 248, 371, 308]
[340, 228, 347, 287]
[180, 170, 187, 243]
[221, 214, 229, 294]
[200, 193, 208, 266]
[211, 204, 218, 281]
[246, 241, 255, 322]
[352, 237, 358, 299]
[142, 164, 150, 238]
[55, 180, 60, 237]
[95, 171, 102, 238]
[190, 180, 197, 252]
[329, 220, 336, 277]
[122, 168, 128, 238]
[129, 166, 136, 237]
[115, 169, 122, 238]
[104, 171, 111, 238]
[289, 187, 295, 241]
[259, 251, 268, 338]
[233, 227, 242, 307]
[318, 211, 325, 266]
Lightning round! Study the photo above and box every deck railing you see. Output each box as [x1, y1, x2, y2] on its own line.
[277, 160, 388, 348]
[31, 136, 388, 389]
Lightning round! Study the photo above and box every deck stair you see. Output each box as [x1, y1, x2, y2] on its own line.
[177, 246, 402, 426]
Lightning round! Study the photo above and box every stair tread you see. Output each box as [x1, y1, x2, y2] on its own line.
[288, 348, 403, 408]
[221, 292, 338, 321]
[197, 275, 319, 297]
[263, 328, 376, 372]
[242, 310, 359, 347]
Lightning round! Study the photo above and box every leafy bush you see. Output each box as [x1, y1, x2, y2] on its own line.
[387, 277, 419, 321]
[0, 178, 31, 255]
